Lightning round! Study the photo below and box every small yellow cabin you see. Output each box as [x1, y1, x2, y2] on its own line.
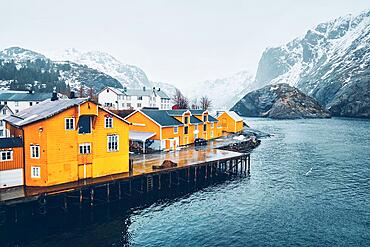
[4, 97, 130, 187]
[217, 111, 244, 133]
[125, 109, 221, 152]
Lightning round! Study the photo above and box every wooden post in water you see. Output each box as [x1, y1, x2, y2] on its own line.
[90, 188, 94, 207]
[158, 174, 161, 190]
[79, 189, 83, 208]
[118, 182, 122, 200]
[194, 167, 197, 183]
[107, 183, 110, 203]
[64, 194, 68, 212]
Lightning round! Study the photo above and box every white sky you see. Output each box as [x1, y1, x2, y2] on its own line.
[1, 0, 369, 87]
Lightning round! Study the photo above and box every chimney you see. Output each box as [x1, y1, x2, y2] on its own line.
[143, 86, 146, 91]
[51, 92, 58, 101]
[152, 87, 155, 91]
[158, 88, 160, 91]
[69, 91, 76, 99]
[28, 89, 33, 94]
[123, 87, 127, 92]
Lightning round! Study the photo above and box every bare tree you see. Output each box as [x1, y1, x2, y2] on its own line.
[200, 96, 212, 110]
[172, 89, 189, 109]
[79, 85, 85, 98]
[191, 98, 198, 109]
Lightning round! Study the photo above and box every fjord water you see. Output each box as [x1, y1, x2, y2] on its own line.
[9, 118, 370, 246]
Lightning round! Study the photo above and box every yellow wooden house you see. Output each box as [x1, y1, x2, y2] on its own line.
[217, 111, 244, 133]
[125, 109, 221, 151]
[4, 95, 130, 187]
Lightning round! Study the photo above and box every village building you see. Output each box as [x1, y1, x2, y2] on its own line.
[124, 109, 222, 152]
[3, 94, 130, 187]
[216, 111, 244, 133]
[98, 86, 171, 111]
[0, 90, 51, 113]
[0, 104, 13, 138]
[0, 137, 24, 188]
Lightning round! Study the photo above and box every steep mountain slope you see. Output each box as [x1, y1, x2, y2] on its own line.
[231, 83, 330, 119]
[0, 47, 121, 93]
[51, 49, 177, 97]
[254, 10, 370, 117]
[184, 71, 254, 110]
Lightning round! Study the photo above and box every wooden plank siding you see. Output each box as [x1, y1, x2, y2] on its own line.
[0, 147, 24, 171]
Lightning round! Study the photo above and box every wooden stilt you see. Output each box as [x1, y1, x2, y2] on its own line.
[90, 188, 94, 207]
[107, 183, 110, 203]
[158, 174, 161, 190]
[118, 182, 122, 200]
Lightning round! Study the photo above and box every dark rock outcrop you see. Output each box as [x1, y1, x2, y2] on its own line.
[231, 84, 331, 119]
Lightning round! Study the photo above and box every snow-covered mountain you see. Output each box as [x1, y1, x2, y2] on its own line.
[183, 71, 254, 110]
[253, 9, 370, 117]
[50, 49, 177, 97]
[0, 47, 122, 93]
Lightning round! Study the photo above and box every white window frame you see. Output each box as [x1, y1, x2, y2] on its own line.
[30, 145, 40, 159]
[0, 150, 13, 161]
[79, 143, 91, 154]
[211, 123, 214, 129]
[210, 130, 214, 138]
[65, 118, 75, 130]
[31, 166, 41, 178]
[15, 101, 19, 106]
[174, 126, 178, 134]
[107, 135, 119, 152]
[105, 117, 113, 128]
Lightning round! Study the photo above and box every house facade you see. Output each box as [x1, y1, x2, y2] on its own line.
[0, 137, 24, 188]
[125, 109, 221, 151]
[216, 111, 244, 133]
[4, 96, 130, 187]
[0, 90, 51, 113]
[0, 105, 13, 138]
[98, 86, 171, 111]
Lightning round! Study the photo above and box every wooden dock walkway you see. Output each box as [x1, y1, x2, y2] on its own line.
[0, 145, 251, 225]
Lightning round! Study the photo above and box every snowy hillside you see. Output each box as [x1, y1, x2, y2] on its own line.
[253, 10, 370, 117]
[183, 71, 254, 110]
[0, 47, 121, 93]
[51, 49, 177, 97]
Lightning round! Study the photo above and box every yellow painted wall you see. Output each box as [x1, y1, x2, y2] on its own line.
[17, 102, 129, 187]
[125, 111, 161, 140]
[217, 112, 243, 133]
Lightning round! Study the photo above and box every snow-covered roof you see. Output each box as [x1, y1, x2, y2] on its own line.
[5, 98, 89, 127]
[129, 131, 156, 142]
[225, 111, 243, 122]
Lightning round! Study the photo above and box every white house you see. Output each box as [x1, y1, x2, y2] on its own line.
[0, 105, 13, 138]
[0, 90, 51, 113]
[98, 86, 172, 110]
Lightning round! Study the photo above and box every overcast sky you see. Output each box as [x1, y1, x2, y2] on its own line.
[1, 0, 369, 87]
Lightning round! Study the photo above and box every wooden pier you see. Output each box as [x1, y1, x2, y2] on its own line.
[0, 148, 251, 225]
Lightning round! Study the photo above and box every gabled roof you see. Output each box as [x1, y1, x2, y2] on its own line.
[0, 91, 51, 102]
[0, 104, 12, 114]
[0, 137, 23, 148]
[208, 115, 218, 122]
[140, 109, 183, 127]
[190, 116, 202, 124]
[100, 86, 170, 99]
[190, 109, 208, 115]
[221, 111, 243, 122]
[4, 98, 89, 127]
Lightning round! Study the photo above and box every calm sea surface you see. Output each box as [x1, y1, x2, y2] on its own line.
[4, 118, 370, 246]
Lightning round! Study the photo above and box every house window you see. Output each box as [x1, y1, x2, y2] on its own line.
[31, 166, 41, 178]
[65, 118, 75, 130]
[184, 126, 189, 135]
[15, 101, 19, 106]
[30, 145, 40, 159]
[194, 124, 198, 130]
[0, 150, 13, 161]
[137, 103, 142, 108]
[122, 103, 125, 107]
[107, 135, 119, 152]
[79, 143, 91, 154]
[0, 130, 3, 137]
[104, 102, 113, 107]
[184, 116, 189, 124]
[203, 115, 208, 122]
[105, 117, 113, 128]
[78, 116, 92, 134]
[2, 109, 6, 115]
[15, 110, 19, 113]
[138, 96, 143, 100]
[29, 102, 33, 106]
[0, 120, 3, 127]
[210, 131, 214, 138]
[203, 124, 207, 132]
[211, 123, 214, 129]
[127, 103, 131, 108]
[174, 126, 178, 134]
[4, 101, 7, 105]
